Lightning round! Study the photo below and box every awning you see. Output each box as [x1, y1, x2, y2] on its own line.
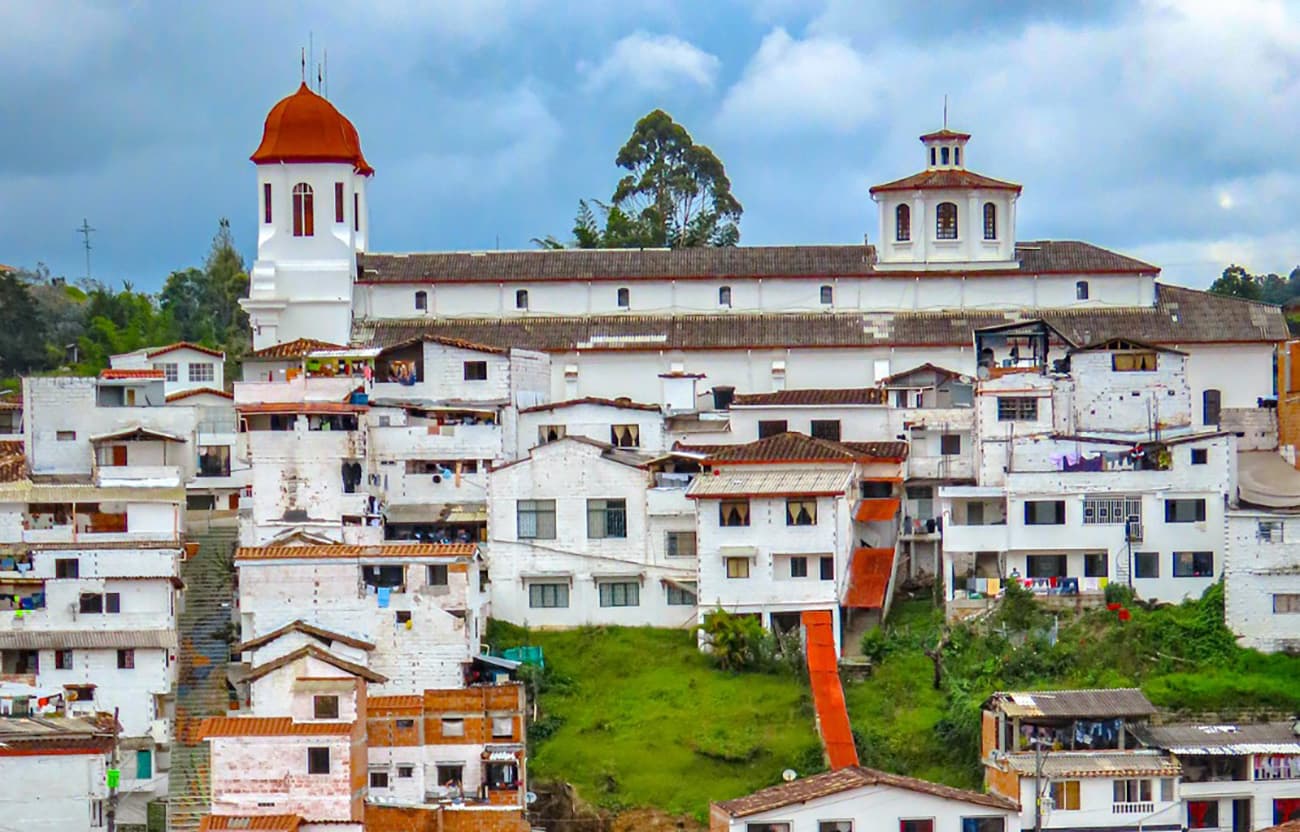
[855, 498, 900, 523]
[89, 425, 187, 444]
[659, 577, 697, 593]
[486, 750, 519, 762]
[844, 547, 894, 609]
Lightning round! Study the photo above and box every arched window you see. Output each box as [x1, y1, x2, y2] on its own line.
[515, 289, 529, 310]
[292, 183, 314, 237]
[415, 291, 427, 311]
[936, 202, 958, 240]
[719, 286, 732, 307]
[1076, 281, 1089, 300]
[820, 285, 833, 305]
[983, 202, 997, 240]
[895, 204, 911, 242]
[617, 287, 630, 308]
[941, 147, 950, 165]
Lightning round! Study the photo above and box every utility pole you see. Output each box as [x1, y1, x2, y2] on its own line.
[1033, 737, 1045, 832]
[107, 705, 120, 832]
[76, 218, 95, 281]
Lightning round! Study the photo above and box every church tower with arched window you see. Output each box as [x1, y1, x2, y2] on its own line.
[869, 128, 1021, 270]
[241, 83, 373, 350]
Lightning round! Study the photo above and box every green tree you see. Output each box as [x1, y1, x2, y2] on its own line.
[0, 269, 49, 378]
[75, 283, 179, 372]
[160, 218, 250, 352]
[540, 109, 743, 249]
[1209, 264, 1263, 301]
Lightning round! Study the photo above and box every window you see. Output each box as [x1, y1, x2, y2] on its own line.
[515, 289, 529, 309]
[1173, 551, 1214, 578]
[398, 765, 414, 778]
[1084, 552, 1108, 578]
[117, 649, 134, 669]
[56, 430, 76, 441]
[436, 763, 464, 786]
[538, 424, 566, 443]
[1188, 800, 1218, 829]
[1165, 499, 1207, 523]
[1050, 780, 1081, 810]
[820, 285, 834, 305]
[666, 531, 696, 557]
[263, 182, 272, 223]
[1112, 351, 1157, 371]
[997, 397, 1038, 421]
[719, 286, 732, 307]
[354, 192, 360, 231]
[492, 716, 514, 737]
[334, 182, 345, 223]
[517, 500, 556, 539]
[1083, 496, 1140, 526]
[983, 202, 997, 240]
[188, 363, 214, 383]
[154, 362, 179, 382]
[617, 287, 630, 308]
[1273, 594, 1300, 613]
[395, 718, 415, 729]
[1024, 500, 1066, 525]
[954, 147, 961, 165]
[1161, 778, 1175, 801]
[1135, 552, 1160, 579]
[79, 593, 104, 614]
[789, 556, 808, 578]
[136, 748, 152, 780]
[1191, 448, 1208, 465]
[726, 557, 750, 579]
[415, 291, 428, 311]
[55, 558, 79, 579]
[1276, 799, 1300, 825]
[936, 202, 958, 240]
[528, 583, 569, 608]
[1203, 389, 1222, 425]
[395, 610, 411, 624]
[900, 822, 934, 832]
[786, 499, 817, 526]
[758, 419, 788, 439]
[667, 582, 697, 605]
[198, 445, 231, 477]
[587, 499, 628, 539]
[463, 361, 487, 381]
[940, 434, 962, 455]
[930, 147, 937, 165]
[92, 801, 104, 828]
[370, 770, 390, 789]
[441, 718, 465, 737]
[427, 565, 449, 586]
[941, 147, 950, 165]
[292, 183, 314, 237]
[599, 581, 639, 607]
[895, 204, 911, 241]
[1027, 554, 1068, 578]
[820, 556, 834, 580]
[747, 824, 790, 832]
[307, 747, 330, 774]
[719, 499, 750, 527]
[55, 649, 73, 670]
[610, 424, 640, 448]
[314, 695, 340, 719]
[810, 419, 841, 441]
[1076, 280, 1090, 300]
[819, 823, 853, 832]
[960, 819, 1004, 832]
[1113, 779, 1152, 803]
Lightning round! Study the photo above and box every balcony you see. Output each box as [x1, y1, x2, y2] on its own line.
[384, 472, 488, 506]
[369, 423, 502, 461]
[94, 465, 183, 488]
[1112, 803, 1154, 815]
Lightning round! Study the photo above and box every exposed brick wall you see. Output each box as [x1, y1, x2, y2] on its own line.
[984, 764, 1020, 802]
[981, 710, 998, 758]
[1278, 342, 1300, 467]
[364, 803, 530, 832]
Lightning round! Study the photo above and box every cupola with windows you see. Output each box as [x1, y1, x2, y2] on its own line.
[870, 127, 1021, 271]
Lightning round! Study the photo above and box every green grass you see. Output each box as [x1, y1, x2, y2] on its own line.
[489, 623, 821, 819]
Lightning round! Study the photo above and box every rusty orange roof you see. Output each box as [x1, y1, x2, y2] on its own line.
[368, 695, 424, 713]
[200, 717, 354, 738]
[146, 341, 225, 360]
[247, 338, 349, 359]
[844, 547, 894, 609]
[99, 369, 164, 380]
[252, 83, 373, 175]
[200, 814, 301, 830]
[235, 543, 476, 561]
[166, 387, 233, 402]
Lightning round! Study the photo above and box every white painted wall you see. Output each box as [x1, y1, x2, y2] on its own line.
[516, 402, 666, 457]
[1225, 511, 1300, 653]
[0, 750, 109, 832]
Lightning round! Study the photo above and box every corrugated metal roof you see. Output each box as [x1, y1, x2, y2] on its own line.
[1002, 750, 1181, 778]
[235, 543, 476, 561]
[0, 481, 185, 502]
[988, 688, 1156, 718]
[687, 469, 851, 498]
[0, 629, 177, 650]
[1133, 722, 1300, 755]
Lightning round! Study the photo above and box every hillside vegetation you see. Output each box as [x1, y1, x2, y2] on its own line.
[491, 582, 1300, 821]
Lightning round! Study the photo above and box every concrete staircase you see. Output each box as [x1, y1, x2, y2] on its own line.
[167, 520, 238, 832]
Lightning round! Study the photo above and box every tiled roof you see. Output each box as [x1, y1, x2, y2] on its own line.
[99, 368, 164, 380]
[199, 816, 301, 831]
[166, 387, 233, 402]
[235, 543, 476, 561]
[0, 399, 20, 410]
[368, 694, 424, 712]
[246, 338, 347, 359]
[0, 440, 23, 454]
[0, 629, 177, 650]
[870, 168, 1022, 194]
[353, 285, 1282, 352]
[199, 716, 354, 739]
[705, 433, 907, 464]
[383, 334, 509, 355]
[919, 128, 972, 141]
[0, 714, 116, 755]
[713, 765, 1018, 817]
[987, 688, 1156, 718]
[0, 449, 25, 484]
[1001, 750, 1180, 778]
[244, 644, 386, 684]
[733, 388, 885, 407]
[519, 396, 661, 414]
[235, 620, 376, 653]
[686, 469, 852, 498]
[146, 341, 225, 360]
[1131, 722, 1300, 755]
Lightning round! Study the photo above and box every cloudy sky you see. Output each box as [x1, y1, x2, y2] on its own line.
[2, 0, 1299, 290]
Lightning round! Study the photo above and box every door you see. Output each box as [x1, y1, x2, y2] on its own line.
[1203, 389, 1221, 425]
[1233, 798, 1251, 832]
[111, 445, 128, 466]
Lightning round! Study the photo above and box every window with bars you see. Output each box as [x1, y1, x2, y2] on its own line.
[719, 499, 750, 527]
[997, 397, 1038, 421]
[758, 419, 788, 438]
[1083, 496, 1141, 525]
[610, 424, 640, 447]
[292, 183, 314, 237]
[598, 581, 639, 607]
[789, 556, 808, 578]
[517, 500, 556, 539]
[786, 499, 817, 526]
[936, 202, 958, 239]
[810, 419, 841, 441]
[895, 204, 911, 241]
[528, 583, 568, 608]
[983, 202, 997, 240]
[587, 498, 627, 538]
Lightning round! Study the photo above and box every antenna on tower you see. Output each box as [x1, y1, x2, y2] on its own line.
[300, 47, 306, 82]
[943, 94, 948, 129]
[309, 31, 315, 91]
[76, 218, 95, 281]
[323, 49, 328, 98]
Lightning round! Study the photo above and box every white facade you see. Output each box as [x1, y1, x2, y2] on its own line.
[110, 344, 226, 396]
[515, 399, 666, 457]
[1226, 509, 1300, 653]
[0, 732, 111, 832]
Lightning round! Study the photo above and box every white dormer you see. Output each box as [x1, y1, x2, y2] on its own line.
[870, 128, 1022, 271]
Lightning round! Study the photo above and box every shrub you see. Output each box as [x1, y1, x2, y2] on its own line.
[698, 608, 774, 672]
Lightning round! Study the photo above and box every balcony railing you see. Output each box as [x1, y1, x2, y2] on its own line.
[1113, 802, 1154, 814]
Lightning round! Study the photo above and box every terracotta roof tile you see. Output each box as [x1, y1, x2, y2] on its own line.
[733, 388, 885, 407]
[99, 369, 164, 380]
[519, 396, 661, 414]
[705, 433, 908, 464]
[199, 716, 355, 739]
[235, 543, 476, 561]
[0, 451, 25, 484]
[382, 334, 509, 355]
[166, 387, 233, 402]
[368, 695, 424, 713]
[199, 816, 301, 831]
[870, 167, 1022, 194]
[246, 338, 348, 359]
[146, 341, 225, 360]
[919, 128, 972, 141]
[713, 766, 1018, 817]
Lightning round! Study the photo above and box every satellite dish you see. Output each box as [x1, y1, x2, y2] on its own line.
[526, 791, 538, 805]
[782, 769, 797, 782]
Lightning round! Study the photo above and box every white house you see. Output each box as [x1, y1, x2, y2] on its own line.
[516, 397, 666, 458]
[1225, 450, 1300, 653]
[708, 765, 1021, 832]
[110, 342, 226, 397]
[0, 712, 115, 832]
